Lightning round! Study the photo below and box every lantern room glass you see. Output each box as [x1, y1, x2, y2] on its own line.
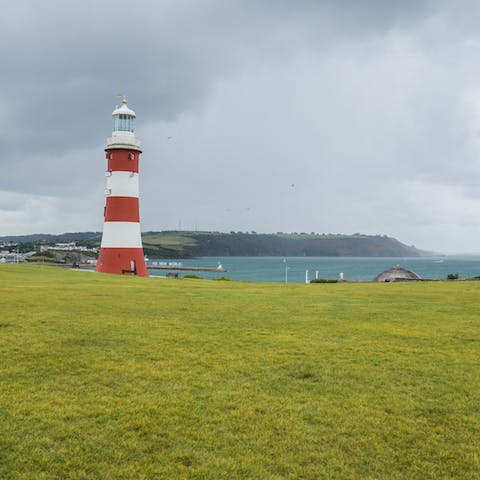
[113, 114, 135, 133]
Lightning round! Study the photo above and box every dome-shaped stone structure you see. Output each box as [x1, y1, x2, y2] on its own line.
[373, 264, 422, 282]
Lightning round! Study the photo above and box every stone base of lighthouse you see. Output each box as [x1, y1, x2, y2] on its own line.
[96, 247, 148, 276]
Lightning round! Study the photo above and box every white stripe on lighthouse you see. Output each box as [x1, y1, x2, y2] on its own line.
[100, 222, 143, 248]
[105, 171, 139, 197]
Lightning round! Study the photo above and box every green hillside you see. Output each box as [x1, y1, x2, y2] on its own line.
[0, 265, 477, 479]
[141, 231, 430, 258]
[1, 231, 432, 258]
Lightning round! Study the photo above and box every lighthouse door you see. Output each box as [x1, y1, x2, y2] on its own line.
[130, 260, 136, 276]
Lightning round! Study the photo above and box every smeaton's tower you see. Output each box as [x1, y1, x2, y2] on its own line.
[96, 97, 148, 276]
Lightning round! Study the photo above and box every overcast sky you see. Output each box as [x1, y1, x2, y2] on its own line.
[2, 0, 480, 252]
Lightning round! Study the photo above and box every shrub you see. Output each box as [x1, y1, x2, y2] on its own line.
[215, 276, 231, 281]
[183, 274, 202, 279]
[31, 250, 55, 259]
[310, 279, 338, 284]
[26, 255, 64, 264]
[447, 273, 459, 280]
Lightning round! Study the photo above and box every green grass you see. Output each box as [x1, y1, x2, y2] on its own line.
[0, 265, 479, 479]
[142, 233, 198, 250]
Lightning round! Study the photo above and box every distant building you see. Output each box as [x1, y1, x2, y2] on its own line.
[43, 243, 98, 253]
[53, 242, 77, 250]
[373, 265, 422, 282]
[0, 252, 21, 264]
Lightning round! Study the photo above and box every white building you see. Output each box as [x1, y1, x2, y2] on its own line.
[0, 252, 21, 264]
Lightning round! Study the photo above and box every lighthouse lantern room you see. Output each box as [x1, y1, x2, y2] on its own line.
[96, 97, 148, 276]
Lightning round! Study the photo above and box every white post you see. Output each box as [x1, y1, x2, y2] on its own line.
[315, 270, 319, 280]
[305, 269, 309, 284]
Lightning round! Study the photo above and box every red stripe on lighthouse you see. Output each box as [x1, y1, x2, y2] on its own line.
[104, 197, 140, 222]
[106, 149, 140, 173]
[96, 247, 148, 276]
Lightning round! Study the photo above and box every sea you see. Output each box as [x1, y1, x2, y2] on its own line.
[147, 255, 480, 283]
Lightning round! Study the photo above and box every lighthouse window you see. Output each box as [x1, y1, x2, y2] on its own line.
[125, 116, 134, 132]
[114, 114, 135, 132]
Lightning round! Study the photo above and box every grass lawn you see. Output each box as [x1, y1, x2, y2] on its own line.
[0, 265, 479, 479]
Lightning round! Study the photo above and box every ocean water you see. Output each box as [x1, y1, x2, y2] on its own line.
[147, 256, 480, 283]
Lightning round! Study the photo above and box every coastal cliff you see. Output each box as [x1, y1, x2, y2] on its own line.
[1, 231, 433, 258]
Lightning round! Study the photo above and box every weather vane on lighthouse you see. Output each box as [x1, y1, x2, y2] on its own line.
[96, 96, 148, 276]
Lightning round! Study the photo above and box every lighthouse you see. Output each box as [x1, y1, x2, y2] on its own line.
[96, 97, 148, 276]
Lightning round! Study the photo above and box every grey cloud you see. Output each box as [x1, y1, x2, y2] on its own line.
[0, 0, 434, 143]
[2, 0, 480, 251]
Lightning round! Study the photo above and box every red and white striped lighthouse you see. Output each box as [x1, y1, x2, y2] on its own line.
[96, 97, 148, 276]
